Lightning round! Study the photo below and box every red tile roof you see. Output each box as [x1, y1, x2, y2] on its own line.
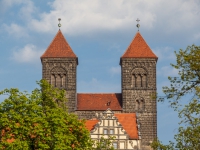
[115, 113, 138, 139]
[77, 93, 122, 110]
[85, 120, 99, 131]
[41, 30, 77, 58]
[85, 113, 139, 140]
[121, 32, 157, 58]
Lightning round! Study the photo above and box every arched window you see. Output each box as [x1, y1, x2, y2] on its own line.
[132, 75, 136, 87]
[136, 75, 142, 87]
[135, 100, 139, 110]
[61, 74, 66, 87]
[51, 74, 56, 87]
[142, 74, 147, 87]
[56, 74, 61, 87]
[135, 98, 145, 111]
[132, 68, 147, 88]
[140, 99, 145, 110]
[50, 67, 67, 88]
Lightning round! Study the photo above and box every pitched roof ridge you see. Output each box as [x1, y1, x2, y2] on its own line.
[121, 31, 139, 57]
[77, 93, 122, 110]
[114, 113, 139, 139]
[41, 29, 77, 58]
[121, 31, 157, 59]
[77, 93, 121, 94]
[138, 32, 157, 58]
[41, 30, 59, 58]
[85, 120, 99, 131]
[115, 113, 136, 115]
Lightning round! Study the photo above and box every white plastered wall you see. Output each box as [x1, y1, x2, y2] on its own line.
[90, 109, 141, 149]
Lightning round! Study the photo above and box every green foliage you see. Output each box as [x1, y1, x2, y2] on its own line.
[151, 138, 174, 150]
[174, 98, 200, 149]
[0, 80, 92, 150]
[162, 45, 200, 108]
[152, 45, 200, 150]
[93, 136, 115, 150]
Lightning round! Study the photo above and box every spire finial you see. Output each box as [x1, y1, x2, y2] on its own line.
[136, 18, 140, 31]
[58, 18, 61, 29]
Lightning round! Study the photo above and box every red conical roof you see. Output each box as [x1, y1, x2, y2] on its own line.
[121, 32, 157, 58]
[41, 30, 77, 58]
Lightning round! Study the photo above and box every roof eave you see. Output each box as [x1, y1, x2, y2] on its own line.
[40, 56, 79, 65]
[76, 109, 122, 111]
[120, 56, 158, 65]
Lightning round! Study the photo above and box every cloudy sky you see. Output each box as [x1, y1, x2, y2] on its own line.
[0, 0, 200, 144]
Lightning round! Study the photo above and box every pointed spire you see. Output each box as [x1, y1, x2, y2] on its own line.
[41, 30, 77, 58]
[121, 32, 157, 58]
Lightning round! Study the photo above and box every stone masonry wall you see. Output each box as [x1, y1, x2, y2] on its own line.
[41, 56, 157, 149]
[41, 58, 77, 113]
[121, 58, 157, 148]
[76, 110, 122, 120]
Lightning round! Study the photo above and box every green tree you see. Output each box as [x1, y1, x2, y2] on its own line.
[0, 80, 92, 150]
[151, 45, 200, 150]
[93, 136, 115, 150]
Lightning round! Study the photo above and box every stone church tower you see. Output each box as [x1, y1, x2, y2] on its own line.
[40, 30, 78, 113]
[120, 32, 157, 147]
[41, 29, 157, 149]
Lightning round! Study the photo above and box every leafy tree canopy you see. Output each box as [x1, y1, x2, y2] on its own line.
[93, 136, 115, 150]
[0, 80, 92, 150]
[151, 45, 200, 150]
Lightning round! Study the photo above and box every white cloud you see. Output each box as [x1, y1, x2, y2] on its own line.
[1, 0, 36, 38]
[18, 0, 36, 20]
[29, 0, 157, 35]
[0, 0, 23, 12]
[150, 0, 200, 35]
[2, 0, 200, 41]
[78, 78, 120, 93]
[0, 0, 35, 17]
[11, 44, 44, 63]
[3, 23, 28, 38]
[27, 0, 200, 37]
[109, 66, 121, 75]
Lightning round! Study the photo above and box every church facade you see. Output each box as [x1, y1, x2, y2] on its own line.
[41, 29, 158, 150]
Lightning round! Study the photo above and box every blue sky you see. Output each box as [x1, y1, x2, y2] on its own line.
[0, 0, 200, 144]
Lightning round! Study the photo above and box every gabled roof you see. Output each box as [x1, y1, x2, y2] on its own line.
[85, 120, 99, 131]
[85, 113, 139, 140]
[121, 32, 157, 58]
[114, 113, 138, 139]
[76, 93, 122, 111]
[41, 30, 77, 58]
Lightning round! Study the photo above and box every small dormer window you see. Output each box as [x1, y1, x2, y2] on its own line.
[107, 101, 111, 106]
